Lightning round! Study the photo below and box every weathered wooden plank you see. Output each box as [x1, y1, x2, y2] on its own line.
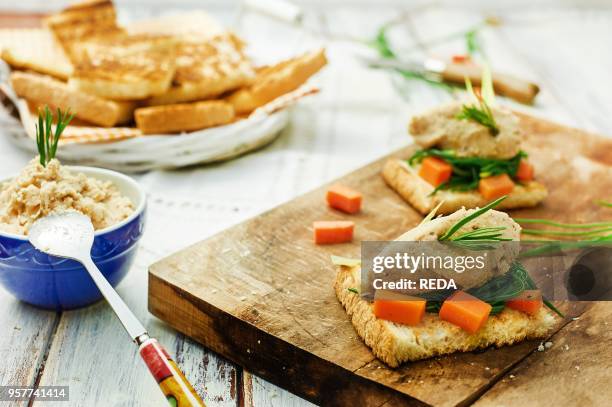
[242, 371, 315, 407]
[473, 302, 612, 406]
[149, 114, 612, 406]
[0, 288, 58, 407]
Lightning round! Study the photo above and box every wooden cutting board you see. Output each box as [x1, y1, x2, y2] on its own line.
[149, 114, 612, 406]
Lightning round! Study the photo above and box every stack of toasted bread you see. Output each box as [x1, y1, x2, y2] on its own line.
[0, 0, 327, 140]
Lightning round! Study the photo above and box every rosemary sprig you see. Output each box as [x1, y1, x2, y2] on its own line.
[439, 195, 507, 241]
[369, 26, 453, 91]
[451, 226, 513, 242]
[465, 28, 481, 56]
[521, 227, 612, 238]
[456, 66, 499, 136]
[408, 149, 525, 195]
[371, 25, 395, 59]
[514, 218, 612, 229]
[418, 200, 445, 226]
[35, 106, 74, 167]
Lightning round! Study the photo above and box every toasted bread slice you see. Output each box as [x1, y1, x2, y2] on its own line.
[68, 32, 177, 100]
[146, 33, 254, 105]
[71, 32, 178, 61]
[334, 264, 556, 367]
[134, 101, 234, 134]
[0, 28, 73, 79]
[382, 158, 548, 215]
[226, 48, 327, 115]
[11, 71, 136, 127]
[44, 0, 123, 61]
[69, 50, 175, 101]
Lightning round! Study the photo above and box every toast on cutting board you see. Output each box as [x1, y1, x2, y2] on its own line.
[334, 208, 557, 367]
[382, 158, 548, 215]
[383, 101, 548, 214]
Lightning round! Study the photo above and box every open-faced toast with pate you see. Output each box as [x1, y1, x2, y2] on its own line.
[334, 199, 560, 367]
[383, 70, 547, 215]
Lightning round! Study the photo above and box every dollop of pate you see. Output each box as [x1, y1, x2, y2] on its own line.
[409, 101, 522, 159]
[0, 158, 134, 235]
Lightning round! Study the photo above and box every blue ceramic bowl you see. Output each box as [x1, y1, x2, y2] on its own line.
[0, 166, 146, 310]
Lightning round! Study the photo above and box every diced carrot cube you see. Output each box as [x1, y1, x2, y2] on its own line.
[452, 54, 470, 63]
[478, 173, 514, 200]
[419, 156, 453, 187]
[326, 184, 362, 214]
[373, 298, 426, 326]
[439, 290, 492, 333]
[515, 160, 534, 182]
[313, 221, 354, 245]
[506, 290, 542, 316]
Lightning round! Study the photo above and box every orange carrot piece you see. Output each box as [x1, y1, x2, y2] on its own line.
[313, 221, 354, 245]
[478, 173, 514, 200]
[326, 184, 362, 214]
[506, 290, 542, 316]
[452, 54, 470, 63]
[439, 291, 492, 333]
[373, 298, 426, 326]
[515, 159, 534, 182]
[419, 156, 453, 187]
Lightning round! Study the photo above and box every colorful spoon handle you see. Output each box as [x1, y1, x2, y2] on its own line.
[139, 337, 206, 406]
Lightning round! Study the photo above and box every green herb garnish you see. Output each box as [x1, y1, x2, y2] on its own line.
[514, 218, 612, 229]
[347, 288, 359, 294]
[36, 106, 74, 167]
[521, 227, 612, 238]
[422, 262, 564, 317]
[408, 149, 525, 195]
[465, 28, 481, 56]
[456, 66, 499, 135]
[369, 26, 453, 91]
[422, 263, 531, 315]
[439, 195, 507, 241]
[596, 200, 612, 208]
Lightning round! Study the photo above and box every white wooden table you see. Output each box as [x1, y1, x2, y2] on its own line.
[1, 1, 611, 406]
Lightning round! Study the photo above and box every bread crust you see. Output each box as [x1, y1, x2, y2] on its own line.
[226, 48, 327, 115]
[382, 158, 548, 214]
[10, 71, 135, 127]
[44, 0, 123, 62]
[334, 265, 557, 367]
[0, 28, 73, 80]
[134, 101, 234, 134]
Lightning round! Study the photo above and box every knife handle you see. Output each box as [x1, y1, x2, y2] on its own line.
[441, 62, 540, 104]
[139, 338, 206, 406]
